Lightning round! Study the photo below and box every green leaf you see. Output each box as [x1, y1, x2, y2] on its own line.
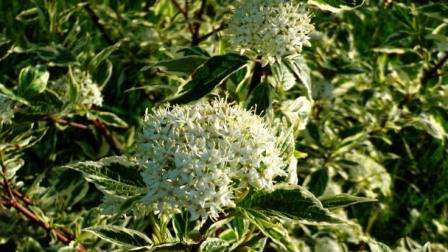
[177, 46, 210, 57]
[155, 55, 208, 75]
[306, 122, 321, 145]
[61, 156, 146, 197]
[100, 193, 147, 216]
[34, 45, 77, 66]
[308, 168, 329, 197]
[117, 194, 147, 214]
[16, 237, 44, 252]
[280, 96, 312, 130]
[0, 83, 29, 105]
[416, 113, 447, 140]
[276, 124, 295, 160]
[219, 229, 237, 242]
[18, 65, 49, 97]
[270, 59, 296, 91]
[284, 56, 312, 98]
[238, 208, 297, 251]
[200, 238, 230, 252]
[87, 111, 128, 128]
[95, 60, 113, 88]
[169, 53, 248, 104]
[239, 184, 340, 223]
[67, 66, 81, 105]
[149, 242, 192, 251]
[368, 241, 393, 252]
[2, 156, 24, 180]
[319, 194, 377, 209]
[85, 225, 152, 248]
[308, 0, 365, 13]
[88, 42, 121, 71]
[246, 81, 272, 115]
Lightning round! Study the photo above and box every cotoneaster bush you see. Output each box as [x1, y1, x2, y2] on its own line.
[0, 0, 447, 251]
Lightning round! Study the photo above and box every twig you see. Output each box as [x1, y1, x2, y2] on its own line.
[170, 0, 189, 18]
[191, 0, 207, 45]
[0, 181, 33, 206]
[170, 0, 216, 45]
[185, 0, 190, 18]
[195, 23, 226, 44]
[1, 163, 14, 200]
[45, 116, 122, 155]
[92, 119, 122, 154]
[50, 117, 89, 130]
[0, 163, 87, 251]
[6, 200, 72, 243]
[171, 0, 195, 38]
[196, 0, 207, 20]
[420, 53, 448, 85]
[248, 60, 264, 94]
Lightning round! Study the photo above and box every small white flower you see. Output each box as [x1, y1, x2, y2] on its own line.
[0, 95, 14, 125]
[70, 69, 103, 107]
[80, 78, 103, 107]
[136, 100, 288, 219]
[228, 0, 314, 65]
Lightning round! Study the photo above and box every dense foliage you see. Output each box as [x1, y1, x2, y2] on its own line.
[0, 0, 447, 251]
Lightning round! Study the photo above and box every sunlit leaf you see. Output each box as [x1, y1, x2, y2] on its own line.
[169, 54, 248, 104]
[85, 225, 152, 248]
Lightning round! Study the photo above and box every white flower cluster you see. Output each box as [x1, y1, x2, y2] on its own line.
[228, 0, 314, 65]
[0, 95, 14, 125]
[80, 78, 103, 107]
[69, 69, 103, 107]
[136, 100, 287, 220]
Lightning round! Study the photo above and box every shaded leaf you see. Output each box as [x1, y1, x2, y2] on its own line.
[155, 55, 208, 75]
[308, 168, 329, 197]
[95, 60, 113, 88]
[238, 208, 297, 251]
[239, 184, 340, 223]
[178, 46, 210, 57]
[320, 194, 377, 209]
[0, 83, 29, 105]
[85, 225, 152, 248]
[246, 81, 272, 115]
[18, 65, 49, 97]
[169, 54, 248, 104]
[117, 194, 146, 215]
[149, 242, 192, 251]
[88, 42, 121, 71]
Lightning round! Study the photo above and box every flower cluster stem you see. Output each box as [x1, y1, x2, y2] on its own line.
[249, 60, 264, 94]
